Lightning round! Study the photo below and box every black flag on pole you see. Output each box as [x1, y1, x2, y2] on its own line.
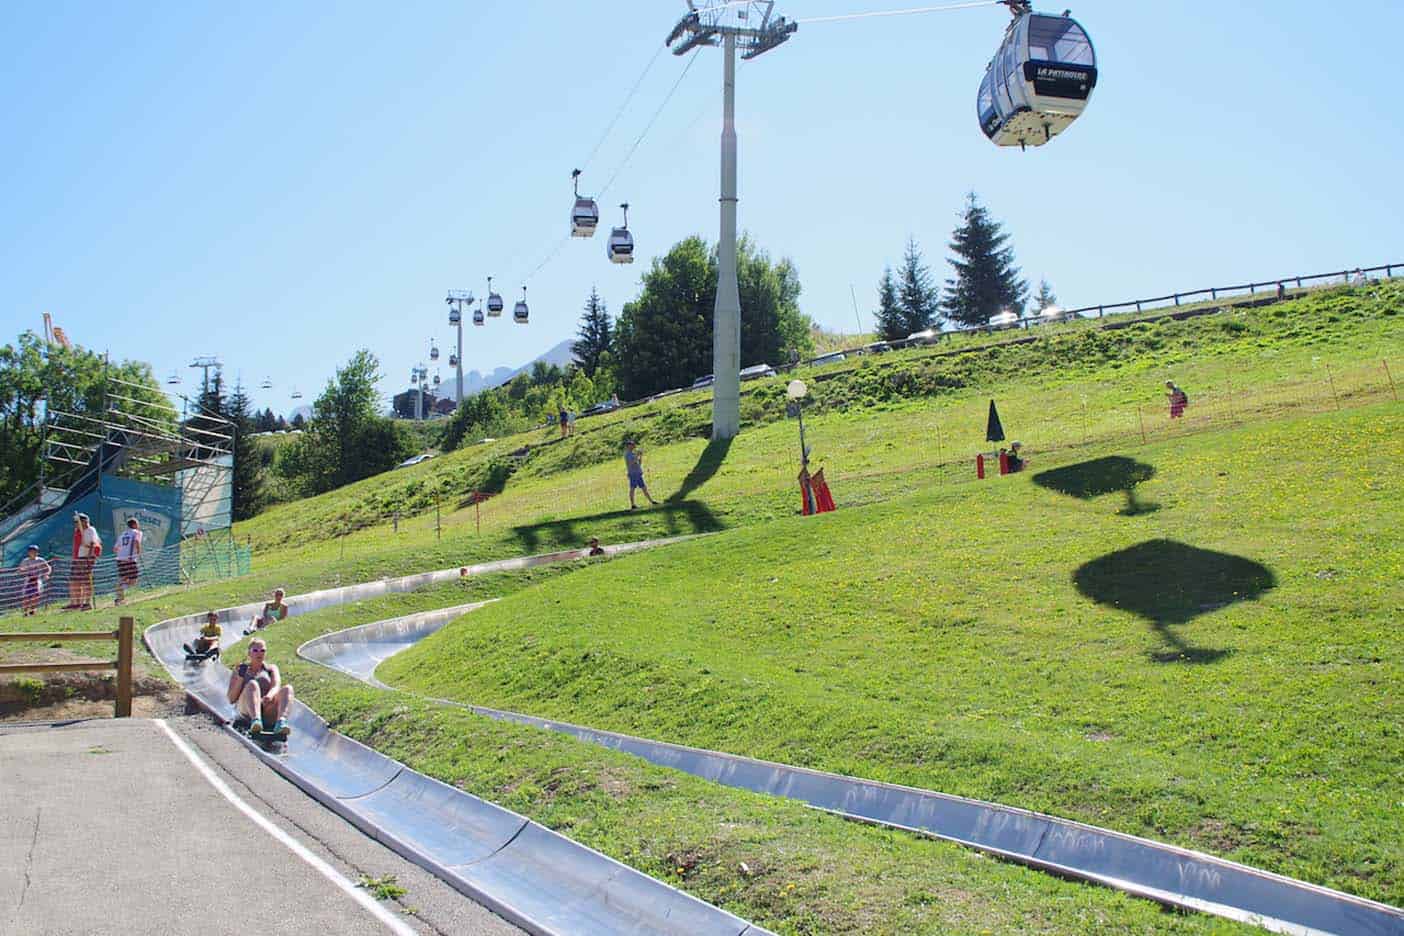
[986, 399, 1006, 443]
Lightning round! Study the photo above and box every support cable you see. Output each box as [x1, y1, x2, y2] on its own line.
[579, 44, 668, 173]
[599, 47, 703, 199]
[797, 0, 1001, 25]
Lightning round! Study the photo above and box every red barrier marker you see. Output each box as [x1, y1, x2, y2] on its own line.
[977, 454, 985, 479]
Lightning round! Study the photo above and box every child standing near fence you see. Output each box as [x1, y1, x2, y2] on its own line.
[19, 545, 51, 617]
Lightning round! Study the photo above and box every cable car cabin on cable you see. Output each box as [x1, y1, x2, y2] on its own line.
[608, 203, 634, 264]
[486, 277, 504, 316]
[513, 287, 529, 325]
[978, 9, 1096, 149]
[570, 169, 598, 238]
[473, 306, 485, 326]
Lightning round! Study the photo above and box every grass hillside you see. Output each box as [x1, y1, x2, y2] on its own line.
[233, 404, 1399, 934]
[378, 407, 1401, 905]
[2, 283, 1398, 933]
[233, 283, 1398, 555]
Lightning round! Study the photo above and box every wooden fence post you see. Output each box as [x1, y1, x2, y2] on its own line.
[1325, 363, 1341, 411]
[1384, 359, 1398, 401]
[116, 617, 133, 718]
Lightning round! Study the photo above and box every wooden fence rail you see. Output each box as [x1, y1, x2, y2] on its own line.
[0, 616, 134, 716]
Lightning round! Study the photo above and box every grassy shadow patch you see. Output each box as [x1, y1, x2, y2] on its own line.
[510, 500, 723, 553]
[668, 437, 734, 503]
[1074, 539, 1276, 663]
[1034, 456, 1159, 515]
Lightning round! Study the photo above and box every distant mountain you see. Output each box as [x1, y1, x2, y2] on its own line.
[454, 339, 576, 398]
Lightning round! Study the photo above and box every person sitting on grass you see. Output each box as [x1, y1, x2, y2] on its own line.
[243, 588, 289, 635]
[586, 537, 606, 557]
[1006, 441, 1027, 473]
[183, 611, 222, 658]
[226, 637, 292, 736]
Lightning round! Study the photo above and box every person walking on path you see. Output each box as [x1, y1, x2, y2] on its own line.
[18, 545, 52, 616]
[559, 405, 569, 438]
[114, 518, 143, 605]
[1166, 380, 1189, 419]
[624, 440, 658, 509]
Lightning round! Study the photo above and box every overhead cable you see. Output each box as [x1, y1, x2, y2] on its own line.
[798, 0, 1001, 25]
[579, 43, 668, 173]
[599, 48, 703, 199]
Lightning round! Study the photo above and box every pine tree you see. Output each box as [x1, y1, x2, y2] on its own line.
[227, 382, 265, 521]
[1034, 278, 1058, 311]
[897, 238, 941, 335]
[572, 287, 613, 378]
[874, 267, 904, 341]
[943, 193, 1028, 327]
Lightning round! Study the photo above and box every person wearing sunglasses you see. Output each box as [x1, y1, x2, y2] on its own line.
[227, 637, 293, 738]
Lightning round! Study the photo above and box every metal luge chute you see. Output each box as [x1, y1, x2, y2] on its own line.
[607, 202, 635, 264]
[513, 286, 529, 324]
[979, 3, 1096, 149]
[570, 169, 599, 238]
[486, 276, 504, 316]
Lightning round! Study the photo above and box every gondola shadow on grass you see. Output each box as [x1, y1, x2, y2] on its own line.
[1074, 540, 1276, 664]
[1033, 455, 1160, 516]
[510, 500, 723, 554]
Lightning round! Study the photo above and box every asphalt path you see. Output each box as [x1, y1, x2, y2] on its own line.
[0, 717, 524, 936]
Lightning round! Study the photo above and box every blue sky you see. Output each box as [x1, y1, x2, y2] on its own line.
[3, 1, 1401, 416]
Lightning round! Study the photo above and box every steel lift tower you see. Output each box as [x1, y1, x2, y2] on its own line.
[667, 1, 796, 440]
[445, 290, 473, 406]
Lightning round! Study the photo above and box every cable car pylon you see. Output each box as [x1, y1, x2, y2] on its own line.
[665, 1, 797, 441]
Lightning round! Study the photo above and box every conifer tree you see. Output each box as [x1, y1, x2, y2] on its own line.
[1034, 278, 1058, 311]
[943, 193, 1028, 327]
[897, 238, 941, 335]
[572, 287, 613, 378]
[874, 267, 904, 341]
[227, 382, 265, 520]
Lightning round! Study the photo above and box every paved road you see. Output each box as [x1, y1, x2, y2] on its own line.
[0, 717, 524, 936]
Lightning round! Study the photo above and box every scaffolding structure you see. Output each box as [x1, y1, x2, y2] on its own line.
[1, 371, 237, 584]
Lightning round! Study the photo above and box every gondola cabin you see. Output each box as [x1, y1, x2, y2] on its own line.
[513, 288, 529, 325]
[448, 307, 461, 326]
[429, 342, 440, 362]
[978, 10, 1096, 148]
[486, 293, 504, 316]
[608, 203, 634, 264]
[473, 307, 485, 326]
[571, 197, 599, 238]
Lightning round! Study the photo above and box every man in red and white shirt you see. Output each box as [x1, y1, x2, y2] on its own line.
[72, 513, 102, 611]
[114, 517, 143, 606]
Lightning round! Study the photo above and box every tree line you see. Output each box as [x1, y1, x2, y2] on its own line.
[873, 192, 1053, 341]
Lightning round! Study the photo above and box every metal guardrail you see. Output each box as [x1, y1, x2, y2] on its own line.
[0, 616, 134, 716]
